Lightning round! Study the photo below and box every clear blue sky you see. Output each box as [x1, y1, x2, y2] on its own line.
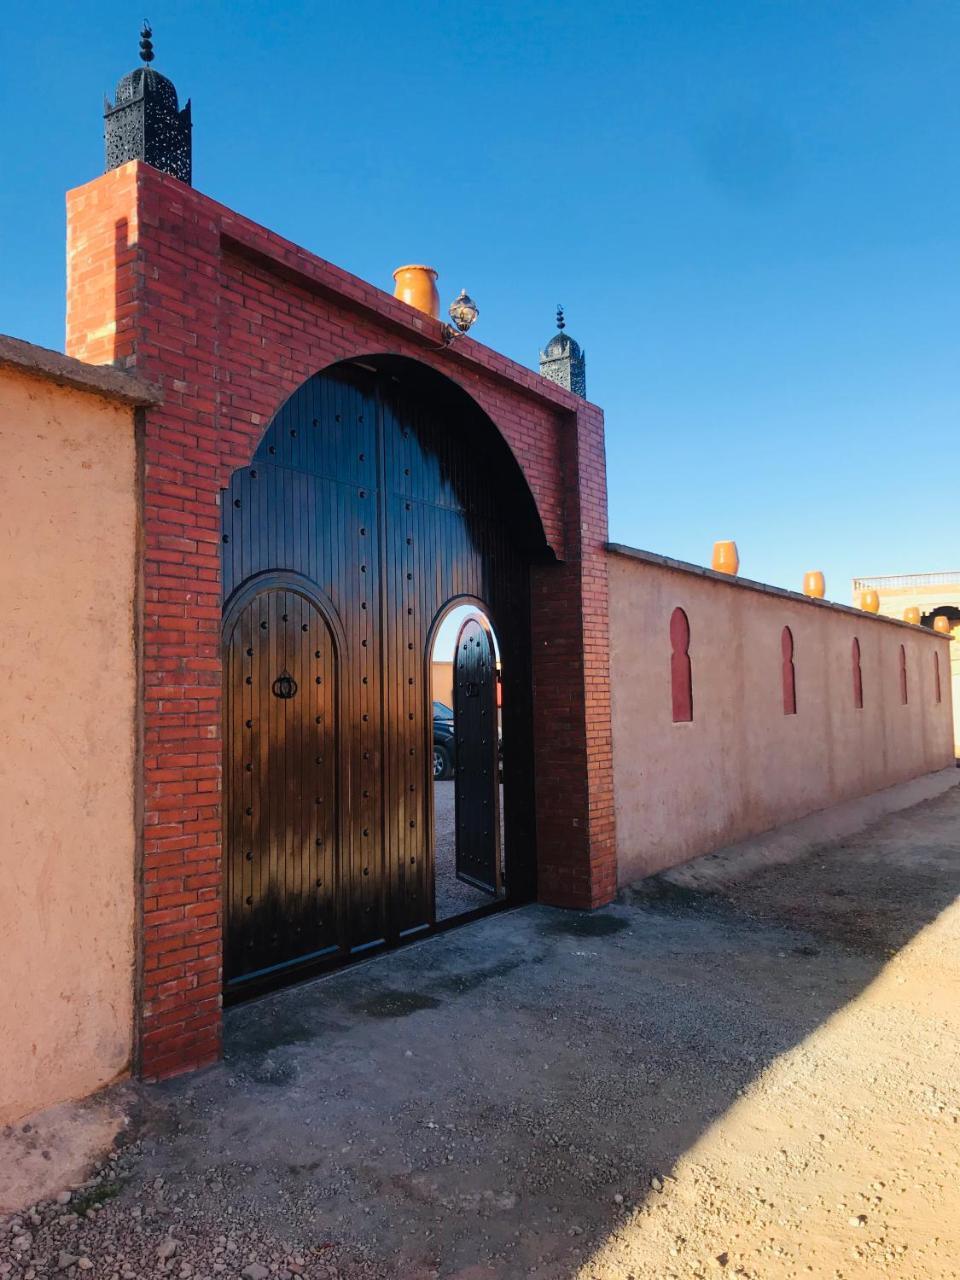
[2, 2, 957, 598]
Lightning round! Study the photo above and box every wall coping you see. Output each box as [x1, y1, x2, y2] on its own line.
[84, 160, 595, 418]
[217, 222, 593, 416]
[0, 333, 161, 407]
[606, 542, 952, 640]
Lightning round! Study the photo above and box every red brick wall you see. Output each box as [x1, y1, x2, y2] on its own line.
[66, 160, 615, 1079]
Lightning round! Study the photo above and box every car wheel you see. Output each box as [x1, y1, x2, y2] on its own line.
[433, 744, 452, 781]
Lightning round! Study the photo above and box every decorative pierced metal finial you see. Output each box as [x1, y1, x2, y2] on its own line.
[539, 305, 586, 397]
[105, 19, 192, 183]
[139, 20, 155, 63]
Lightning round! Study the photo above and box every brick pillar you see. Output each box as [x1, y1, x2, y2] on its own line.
[531, 400, 616, 909]
[66, 166, 140, 367]
[67, 161, 224, 1079]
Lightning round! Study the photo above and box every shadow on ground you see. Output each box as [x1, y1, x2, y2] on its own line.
[3, 786, 959, 1278]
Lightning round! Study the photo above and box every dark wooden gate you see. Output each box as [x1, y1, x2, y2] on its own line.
[221, 359, 540, 993]
[453, 616, 502, 895]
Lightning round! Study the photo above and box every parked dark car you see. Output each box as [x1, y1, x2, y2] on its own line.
[433, 701, 455, 780]
[432, 700, 502, 782]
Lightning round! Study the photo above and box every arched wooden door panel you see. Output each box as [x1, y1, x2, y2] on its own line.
[222, 360, 539, 993]
[453, 616, 502, 895]
[224, 587, 339, 980]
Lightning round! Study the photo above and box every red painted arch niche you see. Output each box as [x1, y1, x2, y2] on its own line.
[669, 607, 693, 723]
[781, 626, 797, 716]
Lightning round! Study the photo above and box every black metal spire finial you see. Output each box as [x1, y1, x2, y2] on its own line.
[104, 17, 192, 183]
[139, 20, 155, 64]
[539, 304, 586, 397]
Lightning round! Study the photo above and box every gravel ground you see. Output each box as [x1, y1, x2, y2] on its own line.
[2, 783, 959, 1279]
[433, 782, 505, 921]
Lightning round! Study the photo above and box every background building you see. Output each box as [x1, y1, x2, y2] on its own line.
[852, 572, 960, 755]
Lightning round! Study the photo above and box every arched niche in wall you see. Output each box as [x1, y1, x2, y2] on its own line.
[781, 626, 797, 716]
[669, 607, 693, 723]
[899, 644, 908, 706]
[851, 637, 863, 710]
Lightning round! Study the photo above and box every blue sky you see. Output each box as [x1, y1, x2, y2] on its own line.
[2, 2, 957, 598]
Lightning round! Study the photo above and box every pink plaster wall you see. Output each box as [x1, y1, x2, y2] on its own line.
[0, 366, 138, 1122]
[609, 549, 955, 883]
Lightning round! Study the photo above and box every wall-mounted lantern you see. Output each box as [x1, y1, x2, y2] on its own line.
[447, 289, 479, 336]
[392, 266, 479, 349]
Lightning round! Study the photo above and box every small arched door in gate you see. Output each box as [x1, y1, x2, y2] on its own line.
[453, 616, 502, 895]
[223, 584, 339, 980]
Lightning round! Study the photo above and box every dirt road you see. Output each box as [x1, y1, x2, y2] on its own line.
[2, 782, 958, 1279]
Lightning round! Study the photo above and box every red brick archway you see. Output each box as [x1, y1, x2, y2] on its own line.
[66, 161, 615, 1080]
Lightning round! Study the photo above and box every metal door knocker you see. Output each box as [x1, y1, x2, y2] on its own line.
[272, 670, 298, 699]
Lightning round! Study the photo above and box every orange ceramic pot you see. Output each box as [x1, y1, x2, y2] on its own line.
[803, 570, 826, 599]
[711, 540, 739, 575]
[860, 589, 880, 614]
[933, 615, 952, 634]
[903, 606, 921, 625]
[393, 265, 440, 319]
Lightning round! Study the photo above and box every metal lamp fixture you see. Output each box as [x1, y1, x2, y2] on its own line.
[392, 268, 478, 349]
[448, 289, 479, 334]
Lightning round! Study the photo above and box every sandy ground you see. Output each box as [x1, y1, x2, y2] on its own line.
[2, 781, 959, 1279]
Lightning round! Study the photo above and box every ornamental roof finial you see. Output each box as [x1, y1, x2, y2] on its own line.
[539, 304, 586, 397]
[139, 20, 155, 64]
[104, 18, 192, 184]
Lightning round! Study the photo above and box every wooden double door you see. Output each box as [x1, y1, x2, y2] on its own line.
[221, 361, 537, 991]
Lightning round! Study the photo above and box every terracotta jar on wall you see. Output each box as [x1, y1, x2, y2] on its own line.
[933, 615, 952, 634]
[803, 571, 826, 599]
[393, 265, 440, 320]
[711, 540, 739, 575]
[860, 589, 880, 614]
[903, 606, 921, 625]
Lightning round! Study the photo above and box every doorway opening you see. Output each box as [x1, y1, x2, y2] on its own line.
[221, 356, 546, 999]
[430, 603, 507, 922]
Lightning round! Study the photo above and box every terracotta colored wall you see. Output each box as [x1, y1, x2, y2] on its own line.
[0, 366, 138, 1123]
[854, 577, 960, 755]
[65, 161, 614, 1080]
[609, 550, 955, 883]
[432, 662, 454, 711]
